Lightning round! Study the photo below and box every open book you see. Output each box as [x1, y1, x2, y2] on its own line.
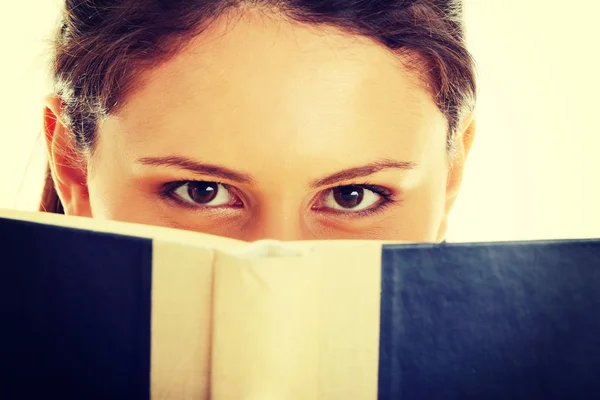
[1, 208, 599, 399]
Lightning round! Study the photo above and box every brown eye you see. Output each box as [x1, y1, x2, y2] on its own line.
[332, 186, 364, 209]
[320, 185, 382, 212]
[172, 181, 236, 207]
[187, 182, 218, 204]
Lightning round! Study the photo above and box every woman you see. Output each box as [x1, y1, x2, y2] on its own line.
[40, 0, 477, 242]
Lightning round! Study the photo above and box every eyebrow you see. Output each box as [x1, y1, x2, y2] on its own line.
[136, 155, 416, 187]
[136, 156, 253, 184]
[309, 159, 417, 188]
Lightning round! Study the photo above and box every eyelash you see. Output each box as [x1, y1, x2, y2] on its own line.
[319, 183, 397, 219]
[159, 180, 397, 217]
[159, 180, 242, 211]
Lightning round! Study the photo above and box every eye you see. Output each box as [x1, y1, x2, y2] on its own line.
[169, 181, 240, 207]
[320, 185, 387, 212]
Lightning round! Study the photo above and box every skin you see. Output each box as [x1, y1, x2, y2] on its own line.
[43, 11, 475, 242]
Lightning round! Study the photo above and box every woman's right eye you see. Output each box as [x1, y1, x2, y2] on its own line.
[166, 181, 242, 208]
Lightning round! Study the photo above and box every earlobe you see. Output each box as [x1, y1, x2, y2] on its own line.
[436, 215, 448, 242]
[43, 95, 92, 217]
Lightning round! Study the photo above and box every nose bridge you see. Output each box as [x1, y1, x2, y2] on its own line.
[247, 200, 310, 242]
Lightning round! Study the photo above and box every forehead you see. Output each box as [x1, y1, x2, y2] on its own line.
[103, 11, 446, 174]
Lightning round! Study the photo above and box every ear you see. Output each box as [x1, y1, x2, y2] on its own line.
[436, 113, 476, 242]
[43, 95, 92, 217]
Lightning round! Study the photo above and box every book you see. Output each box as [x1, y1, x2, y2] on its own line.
[1, 208, 599, 399]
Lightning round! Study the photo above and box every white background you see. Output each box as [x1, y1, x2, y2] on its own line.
[1, 0, 599, 242]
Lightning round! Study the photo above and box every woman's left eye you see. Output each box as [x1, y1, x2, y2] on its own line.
[318, 185, 390, 213]
[166, 181, 240, 208]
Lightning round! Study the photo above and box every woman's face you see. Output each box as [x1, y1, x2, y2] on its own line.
[47, 13, 473, 242]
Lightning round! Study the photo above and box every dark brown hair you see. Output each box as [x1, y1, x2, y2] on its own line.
[40, 0, 477, 213]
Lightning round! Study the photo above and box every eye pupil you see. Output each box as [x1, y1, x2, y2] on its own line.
[187, 182, 218, 204]
[333, 186, 364, 209]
